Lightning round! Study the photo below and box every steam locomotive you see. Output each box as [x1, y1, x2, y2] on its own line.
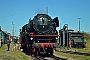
[20, 14, 59, 55]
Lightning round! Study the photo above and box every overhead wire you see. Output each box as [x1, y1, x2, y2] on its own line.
[0, 7, 48, 18]
[0, 10, 34, 18]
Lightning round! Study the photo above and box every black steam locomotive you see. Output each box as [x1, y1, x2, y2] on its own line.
[20, 14, 59, 55]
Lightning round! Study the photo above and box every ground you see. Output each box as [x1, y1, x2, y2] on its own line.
[0, 42, 30, 60]
[0, 40, 90, 60]
[54, 40, 90, 60]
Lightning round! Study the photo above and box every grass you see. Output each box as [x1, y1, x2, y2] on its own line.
[71, 39, 90, 53]
[0, 43, 30, 60]
[55, 40, 90, 60]
[56, 32, 90, 60]
[54, 52, 90, 60]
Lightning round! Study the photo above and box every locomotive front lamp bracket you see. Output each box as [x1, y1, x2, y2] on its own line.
[63, 24, 68, 30]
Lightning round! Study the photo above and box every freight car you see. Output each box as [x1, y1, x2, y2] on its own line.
[20, 14, 59, 55]
[59, 29, 86, 48]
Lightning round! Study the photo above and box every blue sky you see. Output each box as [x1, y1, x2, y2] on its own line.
[0, 0, 90, 36]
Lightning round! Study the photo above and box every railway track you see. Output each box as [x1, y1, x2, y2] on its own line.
[56, 49, 90, 56]
[31, 54, 67, 60]
[23, 48, 68, 60]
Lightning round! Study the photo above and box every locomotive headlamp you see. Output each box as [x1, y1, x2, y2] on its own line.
[43, 26, 44, 28]
[40, 17, 45, 20]
[30, 37, 33, 40]
[56, 37, 58, 40]
[40, 17, 42, 19]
